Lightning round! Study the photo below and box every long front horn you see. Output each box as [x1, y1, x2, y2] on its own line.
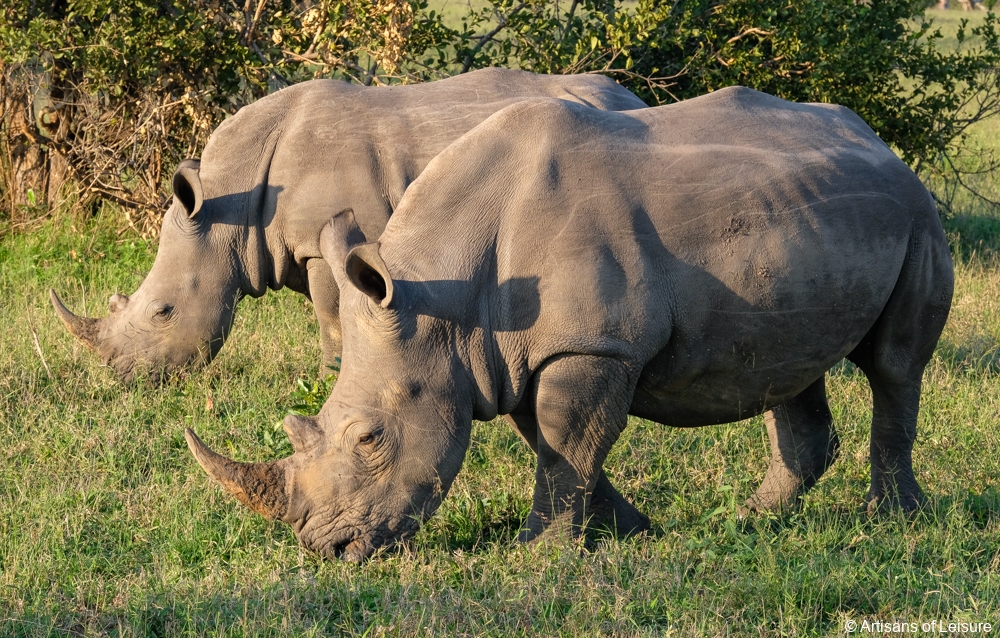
[185, 429, 290, 520]
[49, 289, 101, 351]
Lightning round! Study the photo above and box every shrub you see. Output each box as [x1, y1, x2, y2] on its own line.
[0, 0, 451, 234]
[1, 0, 997, 234]
[456, 0, 1000, 210]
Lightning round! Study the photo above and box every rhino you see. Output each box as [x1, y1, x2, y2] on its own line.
[185, 88, 953, 561]
[49, 68, 646, 382]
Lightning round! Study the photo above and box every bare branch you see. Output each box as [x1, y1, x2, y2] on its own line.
[249, 0, 268, 41]
[561, 0, 581, 41]
[26, 311, 52, 379]
[249, 41, 291, 87]
[461, 2, 529, 74]
[364, 59, 379, 87]
[726, 28, 772, 45]
[303, 1, 329, 58]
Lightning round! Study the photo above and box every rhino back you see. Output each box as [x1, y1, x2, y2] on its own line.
[380, 88, 942, 422]
[197, 70, 645, 285]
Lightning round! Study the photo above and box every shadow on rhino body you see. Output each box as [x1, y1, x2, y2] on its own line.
[183, 207, 910, 560]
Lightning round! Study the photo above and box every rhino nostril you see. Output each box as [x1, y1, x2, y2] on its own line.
[109, 294, 129, 313]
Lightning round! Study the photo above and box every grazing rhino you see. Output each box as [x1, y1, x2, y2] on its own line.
[50, 68, 646, 382]
[186, 88, 953, 561]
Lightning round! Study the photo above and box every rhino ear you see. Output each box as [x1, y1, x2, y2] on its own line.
[283, 414, 323, 453]
[319, 209, 367, 267]
[320, 210, 393, 307]
[346, 243, 394, 308]
[172, 159, 203, 218]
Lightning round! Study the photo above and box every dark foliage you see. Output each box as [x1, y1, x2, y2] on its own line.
[2, 0, 998, 232]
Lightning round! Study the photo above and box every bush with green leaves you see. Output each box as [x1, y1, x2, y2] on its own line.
[0, 0, 451, 232]
[457, 0, 1000, 209]
[1, 0, 998, 232]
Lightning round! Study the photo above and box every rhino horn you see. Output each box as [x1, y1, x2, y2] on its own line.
[184, 428, 290, 520]
[49, 289, 101, 351]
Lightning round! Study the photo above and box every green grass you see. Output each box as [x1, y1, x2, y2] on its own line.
[3, 10, 1000, 634]
[430, 0, 487, 26]
[2, 194, 999, 636]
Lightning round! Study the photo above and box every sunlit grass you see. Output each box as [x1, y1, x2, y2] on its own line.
[2, 7, 999, 634]
[2, 173, 999, 637]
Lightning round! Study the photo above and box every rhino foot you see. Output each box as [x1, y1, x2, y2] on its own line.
[517, 510, 581, 545]
[587, 472, 650, 537]
[743, 462, 806, 515]
[863, 468, 927, 516]
[515, 472, 650, 544]
[745, 377, 839, 513]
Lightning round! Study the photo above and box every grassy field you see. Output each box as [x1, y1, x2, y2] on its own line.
[2, 10, 1000, 638]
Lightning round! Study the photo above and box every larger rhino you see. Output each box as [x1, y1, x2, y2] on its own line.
[186, 88, 953, 561]
[50, 69, 646, 382]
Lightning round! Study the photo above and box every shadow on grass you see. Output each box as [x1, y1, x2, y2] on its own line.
[827, 318, 1000, 378]
[943, 211, 1000, 266]
[958, 487, 1000, 529]
[632, 485, 1000, 546]
[416, 492, 529, 554]
[934, 335, 1000, 375]
[4, 579, 382, 637]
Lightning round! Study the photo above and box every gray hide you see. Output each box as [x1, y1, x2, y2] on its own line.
[187, 88, 953, 561]
[50, 68, 646, 382]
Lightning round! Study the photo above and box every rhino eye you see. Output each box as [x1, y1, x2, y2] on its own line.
[358, 433, 375, 445]
[153, 304, 173, 318]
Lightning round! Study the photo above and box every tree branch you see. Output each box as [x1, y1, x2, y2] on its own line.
[461, 2, 529, 73]
[561, 0, 580, 41]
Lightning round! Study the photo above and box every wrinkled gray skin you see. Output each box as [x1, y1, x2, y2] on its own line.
[187, 88, 954, 561]
[50, 69, 646, 382]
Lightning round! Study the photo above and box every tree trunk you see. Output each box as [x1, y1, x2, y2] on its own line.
[0, 59, 74, 225]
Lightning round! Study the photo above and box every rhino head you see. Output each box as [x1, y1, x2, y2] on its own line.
[185, 211, 481, 560]
[51, 160, 245, 382]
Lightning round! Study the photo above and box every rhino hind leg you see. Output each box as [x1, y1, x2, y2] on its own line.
[504, 412, 650, 537]
[513, 354, 638, 543]
[744, 376, 839, 513]
[847, 221, 953, 513]
[858, 378, 926, 513]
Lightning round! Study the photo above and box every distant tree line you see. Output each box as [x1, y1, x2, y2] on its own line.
[1, 0, 998, 234]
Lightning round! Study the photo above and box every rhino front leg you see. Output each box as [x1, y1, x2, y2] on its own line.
[306, 258, 343, 374]
[744, 376, 839, 513]
[504, 413, 650, 537]
[518, 354, 636, 543]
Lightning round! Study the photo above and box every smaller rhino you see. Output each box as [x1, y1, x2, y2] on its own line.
[50, 69, 645, 382]
[187, 89, 953, 561]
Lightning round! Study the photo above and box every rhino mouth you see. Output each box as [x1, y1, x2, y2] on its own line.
[102, 337, 207, 384]
[301, 525, 374, 563]
[103, 349, 174, 385]
[324, 533, 370, 562]
[102, 351, 139, 382]
[302, 518, 420, 562]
